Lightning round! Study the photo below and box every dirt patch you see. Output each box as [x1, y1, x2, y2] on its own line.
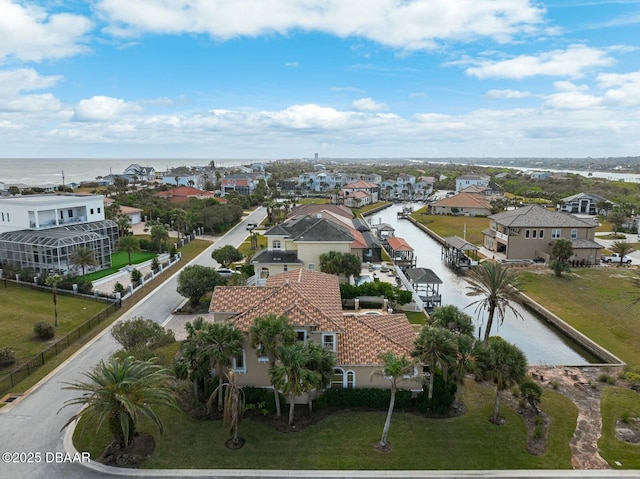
[96, 432, 156, 468]
[500, 389, 549, 456]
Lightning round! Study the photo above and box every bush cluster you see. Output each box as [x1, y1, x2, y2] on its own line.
[315, 387, 412, 410]
[0, 347, 17, 366]
[416, 372, 457, 415]
[243, 387, 282, 414]
[34, 321, 55, 340]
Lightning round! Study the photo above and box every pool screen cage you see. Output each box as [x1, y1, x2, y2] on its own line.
[0, 220, 118, 275]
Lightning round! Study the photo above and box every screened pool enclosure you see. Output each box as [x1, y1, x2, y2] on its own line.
[0, 220, 118, 275]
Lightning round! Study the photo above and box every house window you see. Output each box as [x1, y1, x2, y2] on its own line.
[68, 209, 73, 218]
[508, 228, 520, 235]
[256, 344, 270, 363]
[1, 213, 3, 221]
[331, 368, 356, 389]
[233, 350, 246, 373]
[552, 229, 561, 239]
[539, 230, 544, 239]
[322, 333, 336, 351]
[308, 263, 315, 271]
[90, 208, 94, 214]
[272, 240, 281, 249]
[295, 330, 307, 343]
[97, 207, 101, 213]
[571, 229, 578, 239]
[525, 229, 530, 239]
[532, 230, 537, 239]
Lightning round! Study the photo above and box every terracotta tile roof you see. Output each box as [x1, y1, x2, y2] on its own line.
[210, 286, 278, 313]
[338, 314, 416, 365]
[343, 180, 378, 189]
[386, 237, 413, 252]
[349, 191, 369, 199]
[211, 269, 345, 333]
[287, 204, 353, 219]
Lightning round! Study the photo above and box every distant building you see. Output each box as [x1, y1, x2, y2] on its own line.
[123, 164, 156, 182]
[455, 174, 490, 193]
[431, 192, 492, 216]
[558, 192, 611, 216]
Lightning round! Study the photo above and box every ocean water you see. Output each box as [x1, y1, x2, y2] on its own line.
[0, 158, 253, 186]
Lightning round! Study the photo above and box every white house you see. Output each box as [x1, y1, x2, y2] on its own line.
[455, 174, 490, 193]
[0, 194, 118, 275]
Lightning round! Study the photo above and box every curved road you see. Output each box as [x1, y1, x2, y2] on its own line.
[0, 208, 266, 479]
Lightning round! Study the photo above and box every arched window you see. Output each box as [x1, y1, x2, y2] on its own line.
[331, 368, 356, 389]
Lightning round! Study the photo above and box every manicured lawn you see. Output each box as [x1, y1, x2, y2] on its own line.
[410, 211, 488, 245]
[0, 282, 109, 363]
[74, 379, 576, 470]
[404, 311, 427, 325]
[518, 269, 640, 367]
[85, 251, 157, 281]
[599, 387, 640, 469]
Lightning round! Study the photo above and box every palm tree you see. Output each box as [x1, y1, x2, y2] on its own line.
[610, 240, 634, 267]
[118, 235, 141, 265]
[370, 352, 415, 449]
[465, 261, 522, 344]
[304, 342, 336, 412]
[69, 246, 98, 280]
[150, 224, 169, 253]
[476, 336, 528, 424]
[413, 326, 458, 399]
[429, 305, 474, 336]
[628, 274, 640, 308]
[60, 356, 177, 448]
[550, 238, 573, 276]
[171, 208, 187, 240]
[207, 370, 245, 448]
[45, 273, 63, 327]
[608, 209, 627, 233]
[270, 342, 321, 426]
[249, 314, 295, 417]
[115, 213, 131, 237]
[203, 322, 244, 410]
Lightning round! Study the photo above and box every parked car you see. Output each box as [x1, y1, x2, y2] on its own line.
[246, 223, 258, 230]
[217, 267, 241, 278]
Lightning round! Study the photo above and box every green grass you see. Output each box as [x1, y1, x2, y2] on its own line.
[410, 211, 488, 245]
[599, 387, 640, 469]
[73, 379, 576, 470]
[85, 251, 157, 281]
[1, 238, 211, 395]
[404, 311, 427, 325]
[0, 282, 110, 362]
[518, 269, 640, 367]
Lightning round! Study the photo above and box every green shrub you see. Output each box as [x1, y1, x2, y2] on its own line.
[130, 268, 142, 287]
[113, 282, 125, 294]
[111, 347, 157, 362]
[416, 372, 457, 415]
[598, 373, 617, 385]
[315, 387, 412, 410]
[243, 387, 282, 414]
[34, 321, 55, 340]
[111, 316, 175, 351]
[0, 347, 17, 366]
[151, 257, 160, 273]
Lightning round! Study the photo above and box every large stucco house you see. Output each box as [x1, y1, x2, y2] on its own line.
[431, 192, 492, 216]
[209, 268, 420, 396]
[0, 194, 118, 274]
[482, 205, 602, 264]
[455, 174, 490, 193]
[558, 192, 611, 216]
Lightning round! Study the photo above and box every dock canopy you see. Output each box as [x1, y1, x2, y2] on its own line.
[405, 267, 442, 310]
[442, 236, 479, 270]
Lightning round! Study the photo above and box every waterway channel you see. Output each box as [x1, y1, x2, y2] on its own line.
[367, 203, 599, 366]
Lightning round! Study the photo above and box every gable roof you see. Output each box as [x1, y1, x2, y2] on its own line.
[343, 180, 378, 189]
[489, 204, 596, 228]
[561, 192, 610, 203]
[386, 237, 413, 252]
[433, 192, 491, 209]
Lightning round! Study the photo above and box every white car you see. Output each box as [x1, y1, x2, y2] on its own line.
[246, 223, 258, 230]
[217, 268, 241, 278]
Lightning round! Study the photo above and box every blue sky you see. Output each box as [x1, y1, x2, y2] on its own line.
[2, 0, 640, 159]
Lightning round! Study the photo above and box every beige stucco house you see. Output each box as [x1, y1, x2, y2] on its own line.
[209, 268, 420, 399]
[482, 205, 602, 264]
[431, 192, 492, 216]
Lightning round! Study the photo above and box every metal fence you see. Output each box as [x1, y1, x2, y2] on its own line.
[0, 300, 120, 397]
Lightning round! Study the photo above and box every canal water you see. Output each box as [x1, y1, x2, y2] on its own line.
[368, 203, 599, 366]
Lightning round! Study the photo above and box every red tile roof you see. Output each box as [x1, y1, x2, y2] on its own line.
[386, 237, 413, 252]
[338, 314, 416, 365]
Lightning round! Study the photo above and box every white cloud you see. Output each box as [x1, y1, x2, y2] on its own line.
[285, 62, 299, 67]
[0, 0, 92, 63]
[73, 96, 142, 121]
[466, 44, 614, 79]
[485, 89, 533, 99]
[96, 0, 545, 49]
[352, 97, 387, 111]
[553, 81, 588, 92]
[0, 69, 62, 97]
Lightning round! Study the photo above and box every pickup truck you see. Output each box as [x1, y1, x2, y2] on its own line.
[601, 253, 632, 264]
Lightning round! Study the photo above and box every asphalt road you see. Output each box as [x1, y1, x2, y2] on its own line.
[0, 207, 266, 479]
